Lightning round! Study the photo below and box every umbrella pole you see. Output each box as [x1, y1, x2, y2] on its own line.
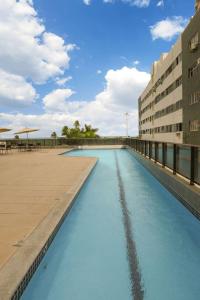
[27, 133, 29, 149]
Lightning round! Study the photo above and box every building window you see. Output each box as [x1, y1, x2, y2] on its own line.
[175, 123, 182, 132]
[190, 91, 200, 105]
[188, 57, 200, 78]
[189, 32, 199, 51]
[175, 53, 182, 66]
[190, 120, 200, 131]
[150, 123, 183, 135]
[175, 77, 182, 87]
[139, 52, 182, 106]
[175, 100, 183, 110]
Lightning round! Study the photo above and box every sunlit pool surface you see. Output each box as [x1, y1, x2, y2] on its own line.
[21, 149, 200, 300]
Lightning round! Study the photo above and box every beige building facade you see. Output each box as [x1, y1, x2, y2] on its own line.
[139, 0, 200, 146]
[139, 38, 183, 144]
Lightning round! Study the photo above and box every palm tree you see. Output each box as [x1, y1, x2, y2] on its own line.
[83, 124, 99, 138]
[74, 120, 80, 130]
[70, 120, 82, 138]
[61, 121, 99, 138]
[51, 131, 57, 138]
[62, 126, 71, 138]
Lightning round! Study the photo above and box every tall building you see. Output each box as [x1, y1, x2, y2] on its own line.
[182, 3, 200, 145]
[195, 0, 200, 11]
[138, 1, 200, 145]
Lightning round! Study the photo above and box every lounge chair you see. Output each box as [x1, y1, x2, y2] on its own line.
[16, 143, 26, 151]
[0, 142, 12, 154]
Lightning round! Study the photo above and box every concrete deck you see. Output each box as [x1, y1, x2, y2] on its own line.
[0, 149, 97, 299]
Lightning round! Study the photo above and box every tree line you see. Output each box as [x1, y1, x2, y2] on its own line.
[51, 120, 99, 139]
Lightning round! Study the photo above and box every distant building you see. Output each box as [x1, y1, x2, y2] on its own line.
[138, 1, 200, 145]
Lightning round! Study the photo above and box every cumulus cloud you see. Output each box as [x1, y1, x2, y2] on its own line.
[43, 89, 74, 112]
[150, 16, 188, 41]
[0, 69, 37, 107]
[0, 0, 75, 83]
[95, 67, 149, 108]
[43, 88, 88, 113]
[1, 66, 150, 137]
[0, 0, 75, 108]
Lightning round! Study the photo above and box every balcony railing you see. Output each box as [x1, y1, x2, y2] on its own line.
[3, 137, 127, 148]
[2, 137, 200, 186]
[125, 138, 200, 186]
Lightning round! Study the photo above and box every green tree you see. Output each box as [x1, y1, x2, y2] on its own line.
[62, 126, 71, 138]
[74, 120, 80, 130]
[51, 131, 57, 138]
[69, 120, 82, 138]
[83, 124, 99, 138]
[61, 121, 99, 138]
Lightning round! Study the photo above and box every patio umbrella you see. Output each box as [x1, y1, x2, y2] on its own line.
[15, 128, 39, 145]
[0, 128, 12, 133]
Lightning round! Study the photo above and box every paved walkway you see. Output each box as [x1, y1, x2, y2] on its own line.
[0, 149, 97, 299]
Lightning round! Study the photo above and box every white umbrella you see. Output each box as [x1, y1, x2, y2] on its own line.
[15, 128, 39, 147]
[0, 128, 12, 133]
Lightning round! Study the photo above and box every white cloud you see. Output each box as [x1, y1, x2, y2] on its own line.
[1, 66, 150, 137]
[130, 0, 150, 7]
[43, 89, 76, 112]
[0, 112, 76, 138]
[157, 0, 164, 7]
[55, 76, 72, 86]
[0, 1, 150, 136]
[83, 0, 91, 5]
[87, 0, 150, 7]
[97, 70, 102, 74]
[0, 0, 75, 108]
[133, 60, 140, 65]
[95, 67, 149, 108]
[150, 16, 188, 41]
[0, 0, 75, 84]
[0, 69, 37, 107]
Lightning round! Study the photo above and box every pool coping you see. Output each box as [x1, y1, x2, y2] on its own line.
[0, 152, 98, 300]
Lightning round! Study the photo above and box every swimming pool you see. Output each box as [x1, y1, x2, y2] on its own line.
[21, 149, 200, 300]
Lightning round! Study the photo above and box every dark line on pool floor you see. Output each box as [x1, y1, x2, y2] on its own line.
[114, 151, 144, 300]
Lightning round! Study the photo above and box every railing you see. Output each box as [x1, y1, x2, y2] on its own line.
[2, 137, 127, 148]
[2, 137, 200, 186]
[125, 138, 200, 186]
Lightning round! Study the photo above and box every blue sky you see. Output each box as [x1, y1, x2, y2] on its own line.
[0, 0, 194, 137]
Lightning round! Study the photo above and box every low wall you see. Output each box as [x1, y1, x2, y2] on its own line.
[3, 137, 128, 148]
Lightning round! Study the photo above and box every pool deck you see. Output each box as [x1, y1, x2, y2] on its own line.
[0, 148, 97, 299]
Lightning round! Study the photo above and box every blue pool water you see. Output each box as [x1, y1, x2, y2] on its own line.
[22, 149, 200, 300]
